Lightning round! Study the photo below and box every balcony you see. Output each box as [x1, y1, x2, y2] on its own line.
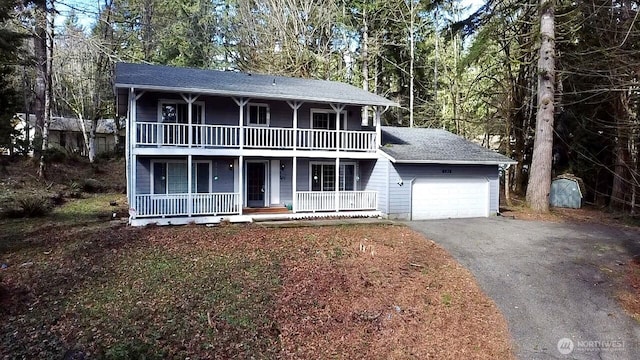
[135, 122, 377, 152]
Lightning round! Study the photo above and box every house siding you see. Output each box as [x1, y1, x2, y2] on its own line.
[361, 158, 389, 214]
[135, 156, 237, 194]
[296, 158, 310, 191]
[280, 158, 293, 205]
[387, 163, 500, 220]
[133, 92, 365, 130]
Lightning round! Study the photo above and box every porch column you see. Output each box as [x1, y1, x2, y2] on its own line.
[129, 89, 146, 220]
[375, 106, 382, 149]
[238, 155, 244, 215]
[181, 94, 199, 147]
[335, 157, 340, 212]
[330, 103, 346, 152]
[233, 97, 249, 149]
[128, 88, 135, 219]
[287, 101, 303, 150]
[187, 155, 192, 217]
[292, 156, 297, 213]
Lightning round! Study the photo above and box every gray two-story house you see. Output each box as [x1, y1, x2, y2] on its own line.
[115, 63, 515, 226]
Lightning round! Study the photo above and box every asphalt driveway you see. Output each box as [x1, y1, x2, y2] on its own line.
[408, 217, 640, 360]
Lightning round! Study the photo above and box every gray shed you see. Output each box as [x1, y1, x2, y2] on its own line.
[550, 175, 584, 209]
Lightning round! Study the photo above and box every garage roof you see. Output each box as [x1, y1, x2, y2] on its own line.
[115, 62, 397, 107]
[380, 126, 517, 165]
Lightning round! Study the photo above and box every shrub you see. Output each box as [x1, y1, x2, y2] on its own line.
[67, 181, 83, 198]
[42, 146, 67, 163]
[16, 195, 52, 217]
[82, 178, 104, 193]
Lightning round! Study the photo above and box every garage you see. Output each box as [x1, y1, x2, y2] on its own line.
[377, 126, 517, 220]
[411, 177, 490, 220]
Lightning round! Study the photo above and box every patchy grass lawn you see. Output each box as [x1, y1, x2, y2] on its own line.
[1, 197, 513, 359]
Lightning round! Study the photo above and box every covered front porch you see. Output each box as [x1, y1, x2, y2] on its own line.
[129, 156, 379, 222]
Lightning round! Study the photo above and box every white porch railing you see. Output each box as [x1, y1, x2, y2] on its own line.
[134, 193, 240, 217]
[339, 191, 378, 210]
[296, 191, 378, 212]
[296, 191, 336, 212]
[136, 122, 376, 152]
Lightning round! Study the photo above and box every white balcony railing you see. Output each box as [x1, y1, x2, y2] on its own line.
[245, 127, 295, 149]
[340, 130, 377, 151]
[296, 191, 378, 212]
[194, 125, 240, 147]
[297, 129, 337, 150]
[135, 122, 376, 152]
[134, 193, 240, 217]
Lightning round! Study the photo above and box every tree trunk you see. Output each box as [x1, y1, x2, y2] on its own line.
[38, 0, 53, 178]
[526, 0, 556, 212]
[505, 166, 513, 207]
[408, 0, 415, 128]
[33, 0, 47, 158]
[88, 119, 97, 162]
[504, 117, 513, 207]
[610, 92, 631, 211]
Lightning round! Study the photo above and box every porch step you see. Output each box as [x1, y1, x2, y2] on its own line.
[243, 206, 290, 215]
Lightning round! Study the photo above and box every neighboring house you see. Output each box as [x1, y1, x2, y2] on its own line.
[13, 113, 123, 156]
[115, 63, 516, 226]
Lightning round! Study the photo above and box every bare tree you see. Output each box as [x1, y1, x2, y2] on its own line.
[32, 0, 46, 158]
[37, 0, 53, 178]
[232, 0, 338, 78]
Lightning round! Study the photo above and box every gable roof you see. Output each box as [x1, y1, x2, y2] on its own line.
[114, 62, 397, 107]
[380, 126, 517, 165]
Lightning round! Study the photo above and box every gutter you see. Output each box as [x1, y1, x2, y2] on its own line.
[376, 149, 517, 166]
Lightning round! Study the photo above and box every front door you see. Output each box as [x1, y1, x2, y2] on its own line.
[246, 162, 267, 207]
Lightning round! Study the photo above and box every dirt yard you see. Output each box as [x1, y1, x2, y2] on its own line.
[0, 197, 514, 359]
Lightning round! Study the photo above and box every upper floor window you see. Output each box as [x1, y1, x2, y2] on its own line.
[159, 101, 204, 124]
[248, 103, 269, 126]
[311, 109, 347, 130]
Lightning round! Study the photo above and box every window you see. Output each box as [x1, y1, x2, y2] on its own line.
[152, 161, 211, 194]
[248, 103, 269, 126]
[311, 163, 356, 191]
[311, 109, 347, 130]
[339, 164, 355, 191]
[159, 102, 204, 124]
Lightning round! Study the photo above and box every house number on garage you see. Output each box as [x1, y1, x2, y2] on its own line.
[442, 169, 452, 174]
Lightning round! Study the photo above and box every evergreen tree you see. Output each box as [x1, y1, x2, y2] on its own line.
[0, 0, 26, 153]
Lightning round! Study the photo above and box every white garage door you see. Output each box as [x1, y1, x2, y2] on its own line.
[411, 177, 490, 220]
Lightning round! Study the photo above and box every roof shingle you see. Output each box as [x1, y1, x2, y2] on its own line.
[380, 126, 516, 165]
[115, 62, 396, 107]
